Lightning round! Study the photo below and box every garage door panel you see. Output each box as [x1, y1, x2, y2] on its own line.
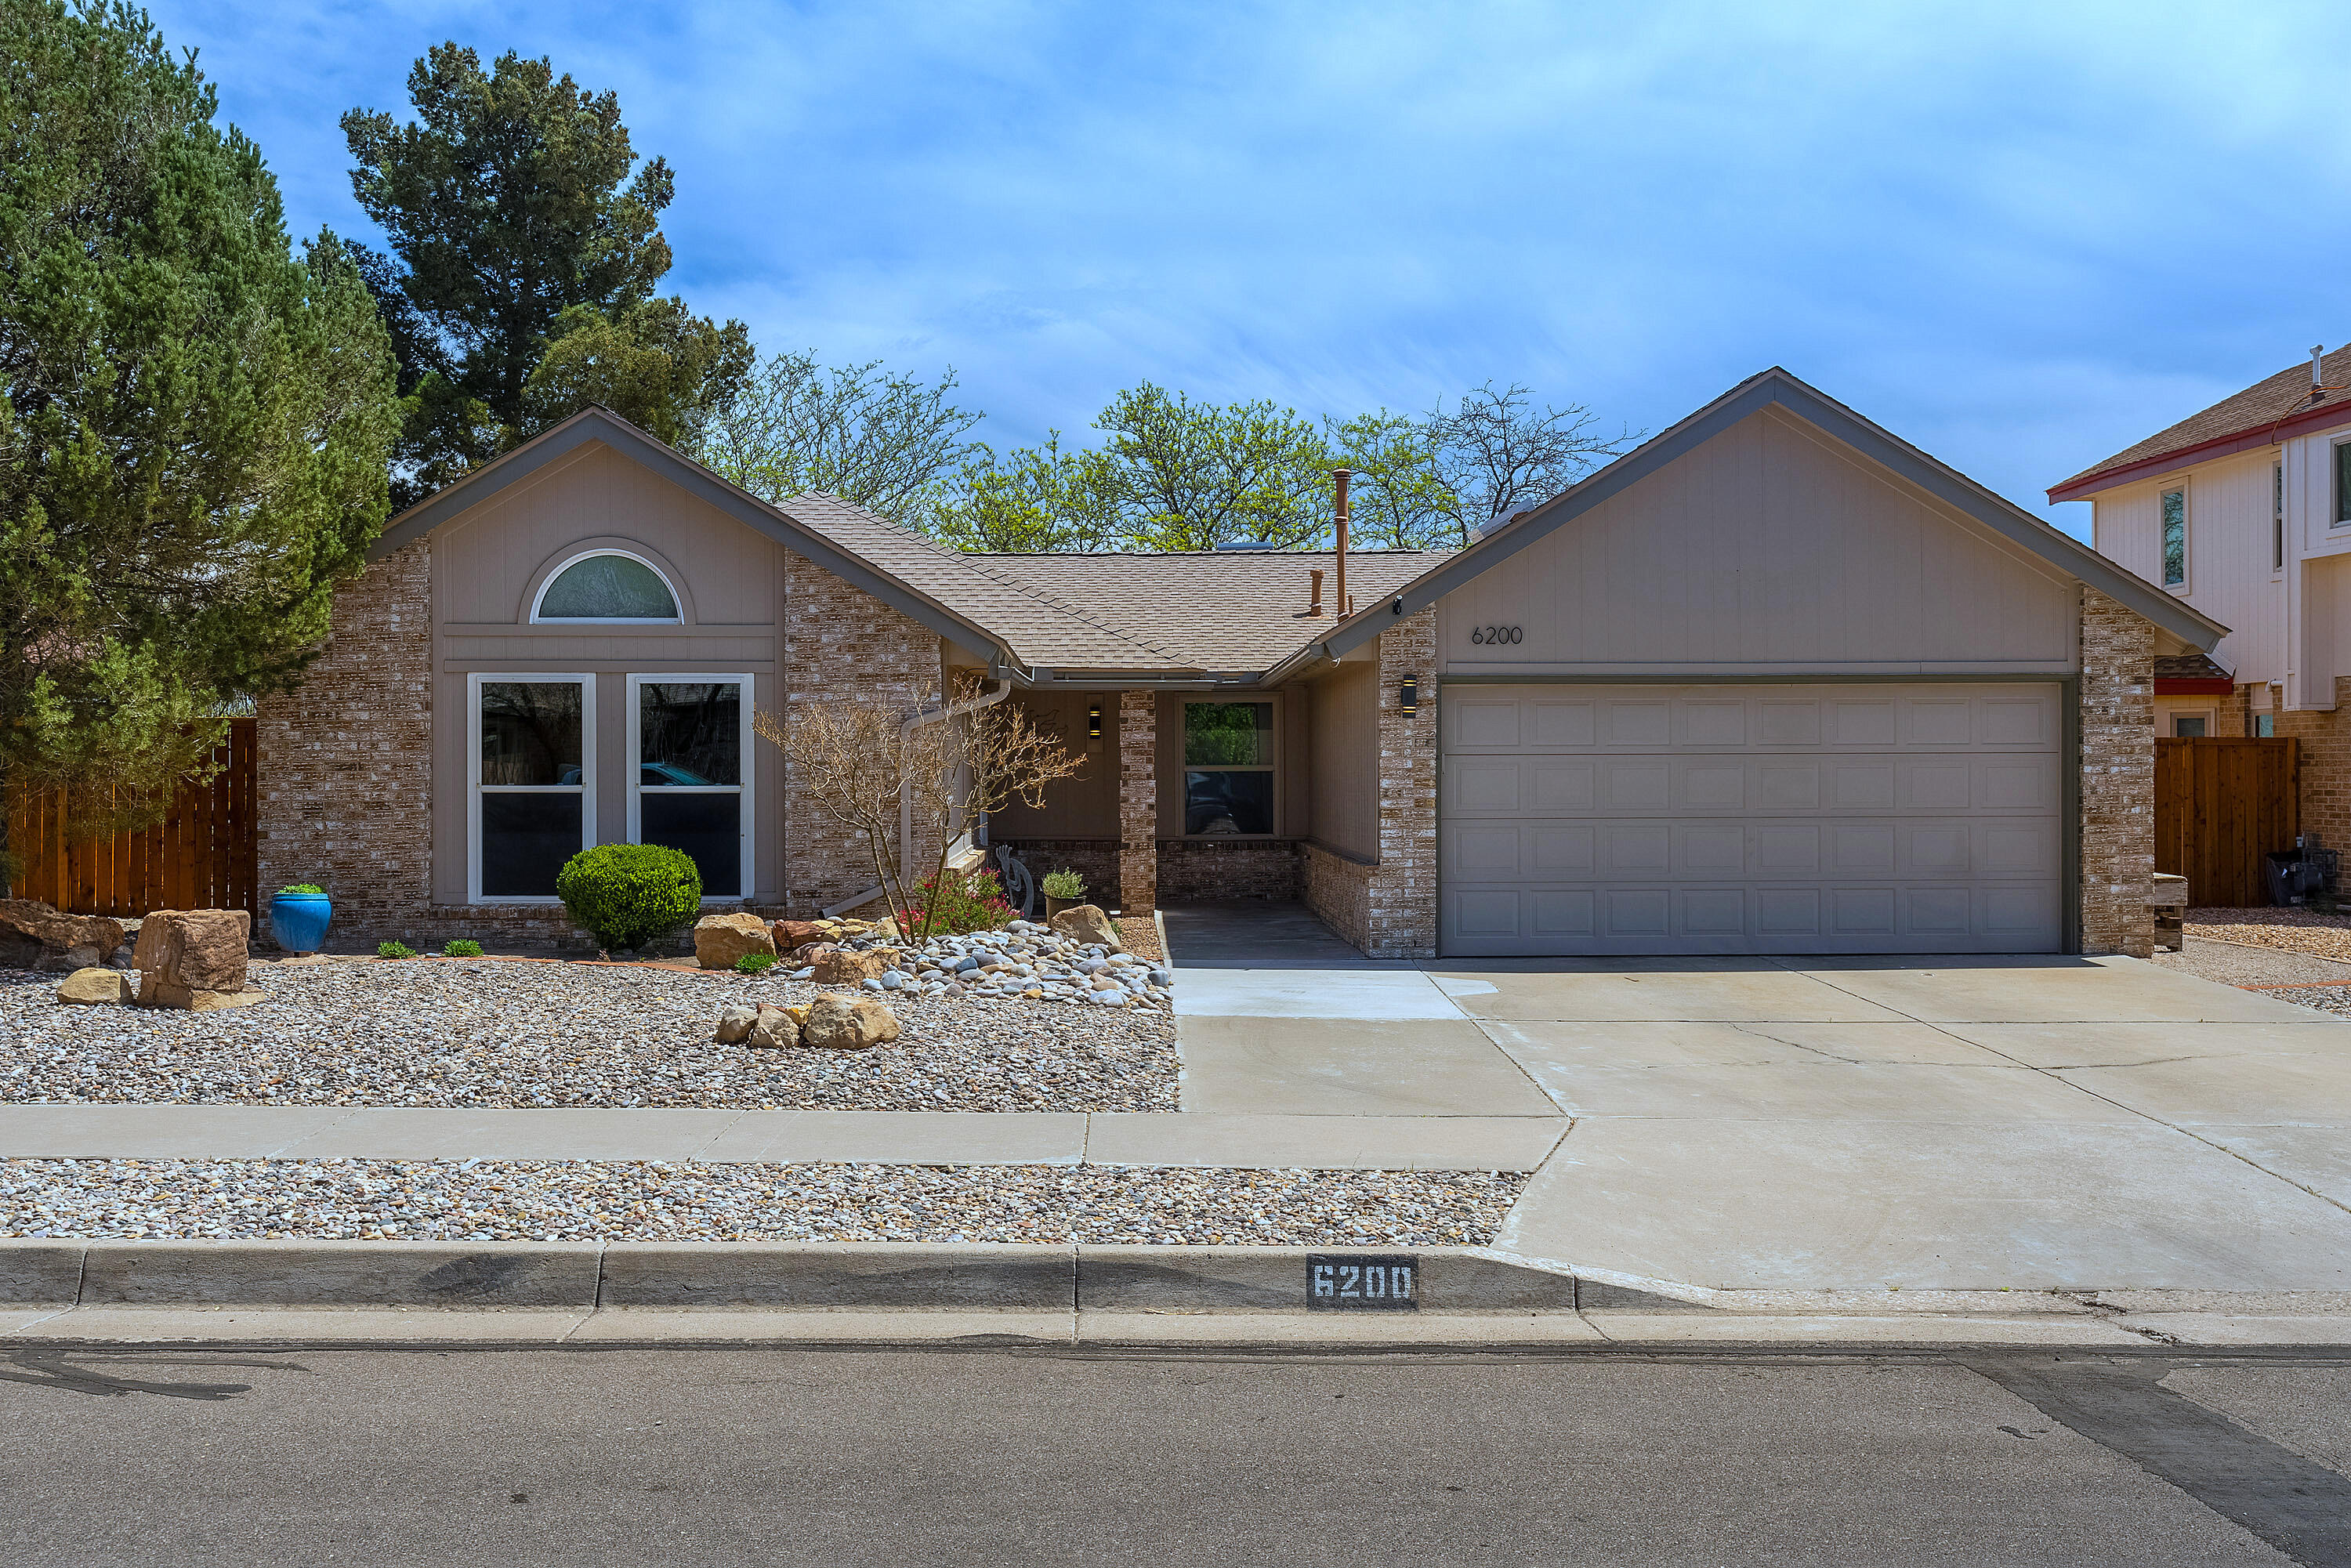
[1441, 683, 2063, 956]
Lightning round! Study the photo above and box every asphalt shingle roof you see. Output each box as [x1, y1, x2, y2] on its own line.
[2055, 346, 2351, 494]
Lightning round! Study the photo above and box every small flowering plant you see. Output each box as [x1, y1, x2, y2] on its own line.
[895, 869, 1017, 939]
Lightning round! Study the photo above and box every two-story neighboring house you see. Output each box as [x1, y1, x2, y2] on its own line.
[2053, 346, 2351, 847]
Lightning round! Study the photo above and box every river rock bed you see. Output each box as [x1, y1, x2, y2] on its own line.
[0, 959, 1177, 1111]
[0, 1158, 1524, 1245]
[805, 918, 1174, 1011]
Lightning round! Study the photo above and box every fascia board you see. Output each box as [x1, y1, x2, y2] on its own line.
[2048, 399, 2351, 502]
[368, 408, 1016, 668]
[1325, 371, 2230, 659]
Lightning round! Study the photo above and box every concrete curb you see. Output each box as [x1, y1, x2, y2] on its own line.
[1, 1239, 1669, 1313]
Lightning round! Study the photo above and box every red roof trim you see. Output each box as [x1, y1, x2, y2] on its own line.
[2155, 677, 2237, 696]
[2049, 395, 2351, 502]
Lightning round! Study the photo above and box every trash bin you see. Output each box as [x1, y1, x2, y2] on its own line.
[2266, 850, 2316, 907]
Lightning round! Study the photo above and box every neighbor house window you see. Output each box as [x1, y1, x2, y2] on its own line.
[533, 550, 681, 621]
[1183, 701, 1275, 835]
[473, 675, 593, 900]
[2276, 461, 2286, 570]
[2159, 487, 2186, 587]
[2337, 441, 2351, 527]
[629, 676, 749, 899]
[2256, 715, 2277, 737]
[2172, 715, 2208, 737]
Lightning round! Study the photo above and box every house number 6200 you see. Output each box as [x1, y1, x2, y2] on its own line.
[1469, 625, 1523, 645]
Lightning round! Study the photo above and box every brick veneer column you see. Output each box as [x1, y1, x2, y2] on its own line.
[1364, 610, 1438, 959]
[255, 539, 433, 942]
[781, 551, 944, 916]
[2078, 587, 2155, 958]
[2273, 682, 2351, 891]
[1118, 689, 1157, 914]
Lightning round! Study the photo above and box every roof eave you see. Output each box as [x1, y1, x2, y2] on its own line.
[2049, 396, 2351, 502]
[1324, 368, 2231, 659]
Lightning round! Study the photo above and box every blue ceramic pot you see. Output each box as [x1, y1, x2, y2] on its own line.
[268, 891, 333, 954]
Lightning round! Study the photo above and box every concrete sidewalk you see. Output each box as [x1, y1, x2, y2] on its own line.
[0, 1104, 1569, 1170]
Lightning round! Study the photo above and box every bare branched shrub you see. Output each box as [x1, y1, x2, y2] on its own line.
[902, 683, 1084, 940]
[752, 699, 915, 922]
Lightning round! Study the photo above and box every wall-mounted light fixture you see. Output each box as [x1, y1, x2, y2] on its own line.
[1400, 678, 1418, 715]
[1087, 704, 1103, 738]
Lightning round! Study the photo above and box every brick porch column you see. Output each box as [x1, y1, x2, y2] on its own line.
[2078, 586, 2155, 958]
[1118, 689, 1157, 914]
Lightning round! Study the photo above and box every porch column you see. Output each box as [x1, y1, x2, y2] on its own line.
[1118, 689, 1157, 914]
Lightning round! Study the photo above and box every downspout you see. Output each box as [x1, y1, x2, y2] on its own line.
[818, 676, 1015, 919]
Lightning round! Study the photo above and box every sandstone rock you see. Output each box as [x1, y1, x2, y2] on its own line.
[747, 1002, 800, 1048]
[694, 912, 775, 970]
[714, 1003, 760, 1044]
[772, 919, 826, 951]
[800, 993, 900, 1050]
[811, 945, 901, 985]
[1048, 904, 1121, 951]
[132, 908, 252, 1009]
[0, 900, 130, 973]
[56, 967, 129, 1005]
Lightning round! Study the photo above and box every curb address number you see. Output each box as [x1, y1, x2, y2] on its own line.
[1307, 1254, 1418, 1311]
[1469, 625, 1523, 645]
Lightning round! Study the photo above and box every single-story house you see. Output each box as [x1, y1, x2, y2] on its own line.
[259, 368, 2225, 960]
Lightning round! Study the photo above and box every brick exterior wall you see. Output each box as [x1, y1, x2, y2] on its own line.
[1118, 689, 1157, 914]
[2266, 679, 2351, 890]
[994, 839, 1118, 911]
[1156, 838, 1303, 902]
[2079, 587, 2156, 958]
[1303, 842, 1375, 950]
[781, 551, 944, 917]
[255, 541, 437, 948]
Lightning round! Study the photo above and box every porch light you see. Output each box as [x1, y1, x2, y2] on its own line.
[1400, 678, 1418, 715]
[1087, 704, 1102, 738]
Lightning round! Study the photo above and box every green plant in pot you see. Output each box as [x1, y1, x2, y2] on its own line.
[1041, 867, 1087, 921]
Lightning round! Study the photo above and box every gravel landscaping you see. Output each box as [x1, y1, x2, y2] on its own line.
[0, 1158, 1525, 1245]
[0, 959, 1177, 1111]
[2186, 907, 2351, 962]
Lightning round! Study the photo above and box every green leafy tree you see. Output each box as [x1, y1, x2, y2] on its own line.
[1324, 410, 1453, 549]
[0, 0, 400, 882]
[344, 45, 741, 504]
[927, 433, 1124, 552]
[1094, 383, 1333, 552]
[701, 351, 981, 527]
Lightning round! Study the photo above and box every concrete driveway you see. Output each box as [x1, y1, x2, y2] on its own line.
[1162, 904, 2351, 1297]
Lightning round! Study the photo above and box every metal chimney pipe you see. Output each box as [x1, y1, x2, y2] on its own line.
[2316, 345, 2327, 393]
[1331, 469, 1353, 618]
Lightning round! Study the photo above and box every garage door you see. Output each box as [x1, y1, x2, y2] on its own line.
[1440, 684, 2063, 956]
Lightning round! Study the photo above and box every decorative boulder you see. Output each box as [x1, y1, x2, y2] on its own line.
[746, 1003, 801, 1049]
[1048, 904, 1121, 951]
[694, 913, 776, 971]
[800, 993, 900, 1050]
[132, 908, 261, 1010]
[56, 967, 130, 1005]
[772, 919, 827, 951]
[714, 1003, 760, 1044]
[0, 900, 129, 973]
[811, 946, 900, 985]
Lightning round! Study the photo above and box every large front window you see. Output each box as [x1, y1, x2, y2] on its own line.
[1183, 701, 1274, 835]
[474, 675, 592, 899]
[631, 677, 749, 898]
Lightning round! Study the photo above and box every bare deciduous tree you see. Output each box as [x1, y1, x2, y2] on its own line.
[752, 699, 918, 924]
[701, 351, 983, 527]
[1426, 382, 1632, 544]
[902, 685, 1084, 939]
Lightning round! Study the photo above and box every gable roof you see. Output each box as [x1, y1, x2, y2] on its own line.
[2049, 346, 2351, 502]
[1278, 366, 2226, 678]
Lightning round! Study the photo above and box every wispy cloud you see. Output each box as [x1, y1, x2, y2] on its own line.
[154, 0, 2351, 531]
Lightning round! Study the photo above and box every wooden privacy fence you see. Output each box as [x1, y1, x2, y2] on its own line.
[2154, 735, 2298, 908]
[4, 719, 258, 918]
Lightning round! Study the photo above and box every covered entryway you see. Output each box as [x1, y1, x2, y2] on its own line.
[1439, 683, 2065, 956]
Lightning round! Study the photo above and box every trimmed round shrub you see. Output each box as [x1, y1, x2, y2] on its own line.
[734, 951, 777, 975]
[556, 843, 702, 952]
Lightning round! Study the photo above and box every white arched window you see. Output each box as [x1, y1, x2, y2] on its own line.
[531, 550, 683, 623]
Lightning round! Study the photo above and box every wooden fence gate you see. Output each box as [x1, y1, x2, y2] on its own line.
[2154, 735, 2298, 908]
[4, 719, 259, 918]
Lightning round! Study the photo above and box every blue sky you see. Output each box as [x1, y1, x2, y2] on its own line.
[152, 0, 2351, 537]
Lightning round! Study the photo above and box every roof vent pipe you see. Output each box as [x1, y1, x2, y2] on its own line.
[2317, 345, 2328, 394]
[1331, 467, 1353, 618]
[1306, 567, 1325, 617]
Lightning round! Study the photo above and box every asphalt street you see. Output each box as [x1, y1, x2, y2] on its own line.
[2, 1344, 2348, 1566]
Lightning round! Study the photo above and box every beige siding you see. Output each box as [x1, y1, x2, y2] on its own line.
[988, 692, 1121, 838]
[2092, 448, 2283, 683]
[1306, 660, 1380, 860]
[1437, 407, 2078, 675]
[428, 440, 787, 904]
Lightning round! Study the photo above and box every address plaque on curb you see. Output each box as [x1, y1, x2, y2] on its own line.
[1306, 1254, 1418, 1311]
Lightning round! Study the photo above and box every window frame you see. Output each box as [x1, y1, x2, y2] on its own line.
[2157, 481, 2189, 591]
[2335, 436, 2351, 529]
[2274, 459, 2286, 574]
[468, 672, 596, 905]
[625, 672, 754, 904]
[2170, 712, 2212, 738]
[530, 549, 684, 625]
[1179, 697, 1280, 839]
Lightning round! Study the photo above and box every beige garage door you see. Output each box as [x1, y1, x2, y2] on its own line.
[1440, 683, 2063, 956]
